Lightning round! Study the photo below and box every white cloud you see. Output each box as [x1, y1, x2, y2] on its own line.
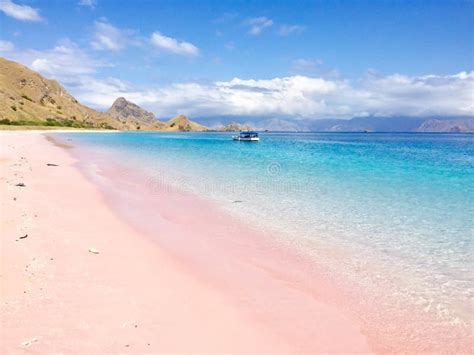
[2, 41, 472, 120]
[91, 20, 126, 51]
[150, 32, 199, 56]
[278, 24, 305, 36]
[2, 39, 109, 82]
[78, 0, 96, 8]
[245, 17, 273, 35]
[67, 72, 474, 120]
[354, 72, 474, 117]
[0, 0, 42, 21]
[0, 39, 15, 51]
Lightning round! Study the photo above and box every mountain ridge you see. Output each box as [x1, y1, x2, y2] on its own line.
[0, 57, 209, 131]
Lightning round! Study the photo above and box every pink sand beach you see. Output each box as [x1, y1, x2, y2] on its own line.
[0, 131, 373, 353]
[2, 131, 471, 354]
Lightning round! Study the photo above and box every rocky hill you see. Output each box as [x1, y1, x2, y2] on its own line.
[107, 97, 162, 127]
[105, 96, 208, 131]
[0, 57, 130, 129]
[164, 114, 208, 131]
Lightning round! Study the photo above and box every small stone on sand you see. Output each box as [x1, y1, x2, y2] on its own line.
[89, 248, 100, 254]
[21, 341, 31, 347]
[16, 183, 25, 187]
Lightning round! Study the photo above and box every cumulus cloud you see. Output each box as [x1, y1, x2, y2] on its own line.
[150, 32, 199, 56]
[91, 20, 128, 51]
[0, 0, 43, 22]
[2, 41, 472, 120]
[0, 39, 15, 51]
[65, 72, 474, 120]
[245, 16, 273, 35]
[3, 39, 109, 82]
[78, 0, 96, 8]
[277, 24, 305, 36]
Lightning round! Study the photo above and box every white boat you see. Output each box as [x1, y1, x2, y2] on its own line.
[232, 131, 260, 141]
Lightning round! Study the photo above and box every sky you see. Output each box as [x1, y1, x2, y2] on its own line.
[0, 0, 473, 125]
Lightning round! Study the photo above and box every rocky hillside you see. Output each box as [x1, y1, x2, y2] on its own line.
[164, 114, 208, 131]
[0, 57, 208, 131]
[106, 97, 208, 131]
[107, 97, 162, 127]
[0, 57, 129, 129]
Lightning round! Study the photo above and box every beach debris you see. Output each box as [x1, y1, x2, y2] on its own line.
[19, 234, 28, 240]
[46, 163, 59, 166]
[88, 248, 100, 254]
[122, 321, 138, 328]
[15, 182, 25, 187]
[13, 197, 16, 201]
[20, 337, 40, 347]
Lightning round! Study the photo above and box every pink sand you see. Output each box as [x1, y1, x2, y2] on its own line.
[0, 131, 372, 353]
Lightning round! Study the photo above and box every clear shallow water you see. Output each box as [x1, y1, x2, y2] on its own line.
[58, 131, 474, 329]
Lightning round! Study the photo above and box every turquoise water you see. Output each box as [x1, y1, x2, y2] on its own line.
[58, 131, 473, 328]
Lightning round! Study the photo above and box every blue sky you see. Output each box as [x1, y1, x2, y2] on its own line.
[0, 0, 473, 124]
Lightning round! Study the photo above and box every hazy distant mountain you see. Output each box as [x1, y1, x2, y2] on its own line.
[416, 119, 474, 132]
[309, 116, 427, 132]
[259, 118, 301, 132]
[254, 116, 474, 132]
[219, 122, 254, 131]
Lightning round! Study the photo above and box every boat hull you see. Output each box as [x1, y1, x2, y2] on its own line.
[233, 137, 260, 141]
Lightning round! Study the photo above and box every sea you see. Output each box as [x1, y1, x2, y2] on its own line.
[56, 131, 473, 347]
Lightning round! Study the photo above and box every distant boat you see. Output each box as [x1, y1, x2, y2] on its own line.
[232, 131, 260, 141]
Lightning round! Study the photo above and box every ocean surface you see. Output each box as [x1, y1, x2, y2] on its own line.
[57, 131, 473, 337]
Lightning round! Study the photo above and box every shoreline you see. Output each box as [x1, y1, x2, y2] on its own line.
[0, 131, 372, 353]
[60, 131, 473, 353]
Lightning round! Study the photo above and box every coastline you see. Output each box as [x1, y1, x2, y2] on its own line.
[0, 131, 372, 353]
